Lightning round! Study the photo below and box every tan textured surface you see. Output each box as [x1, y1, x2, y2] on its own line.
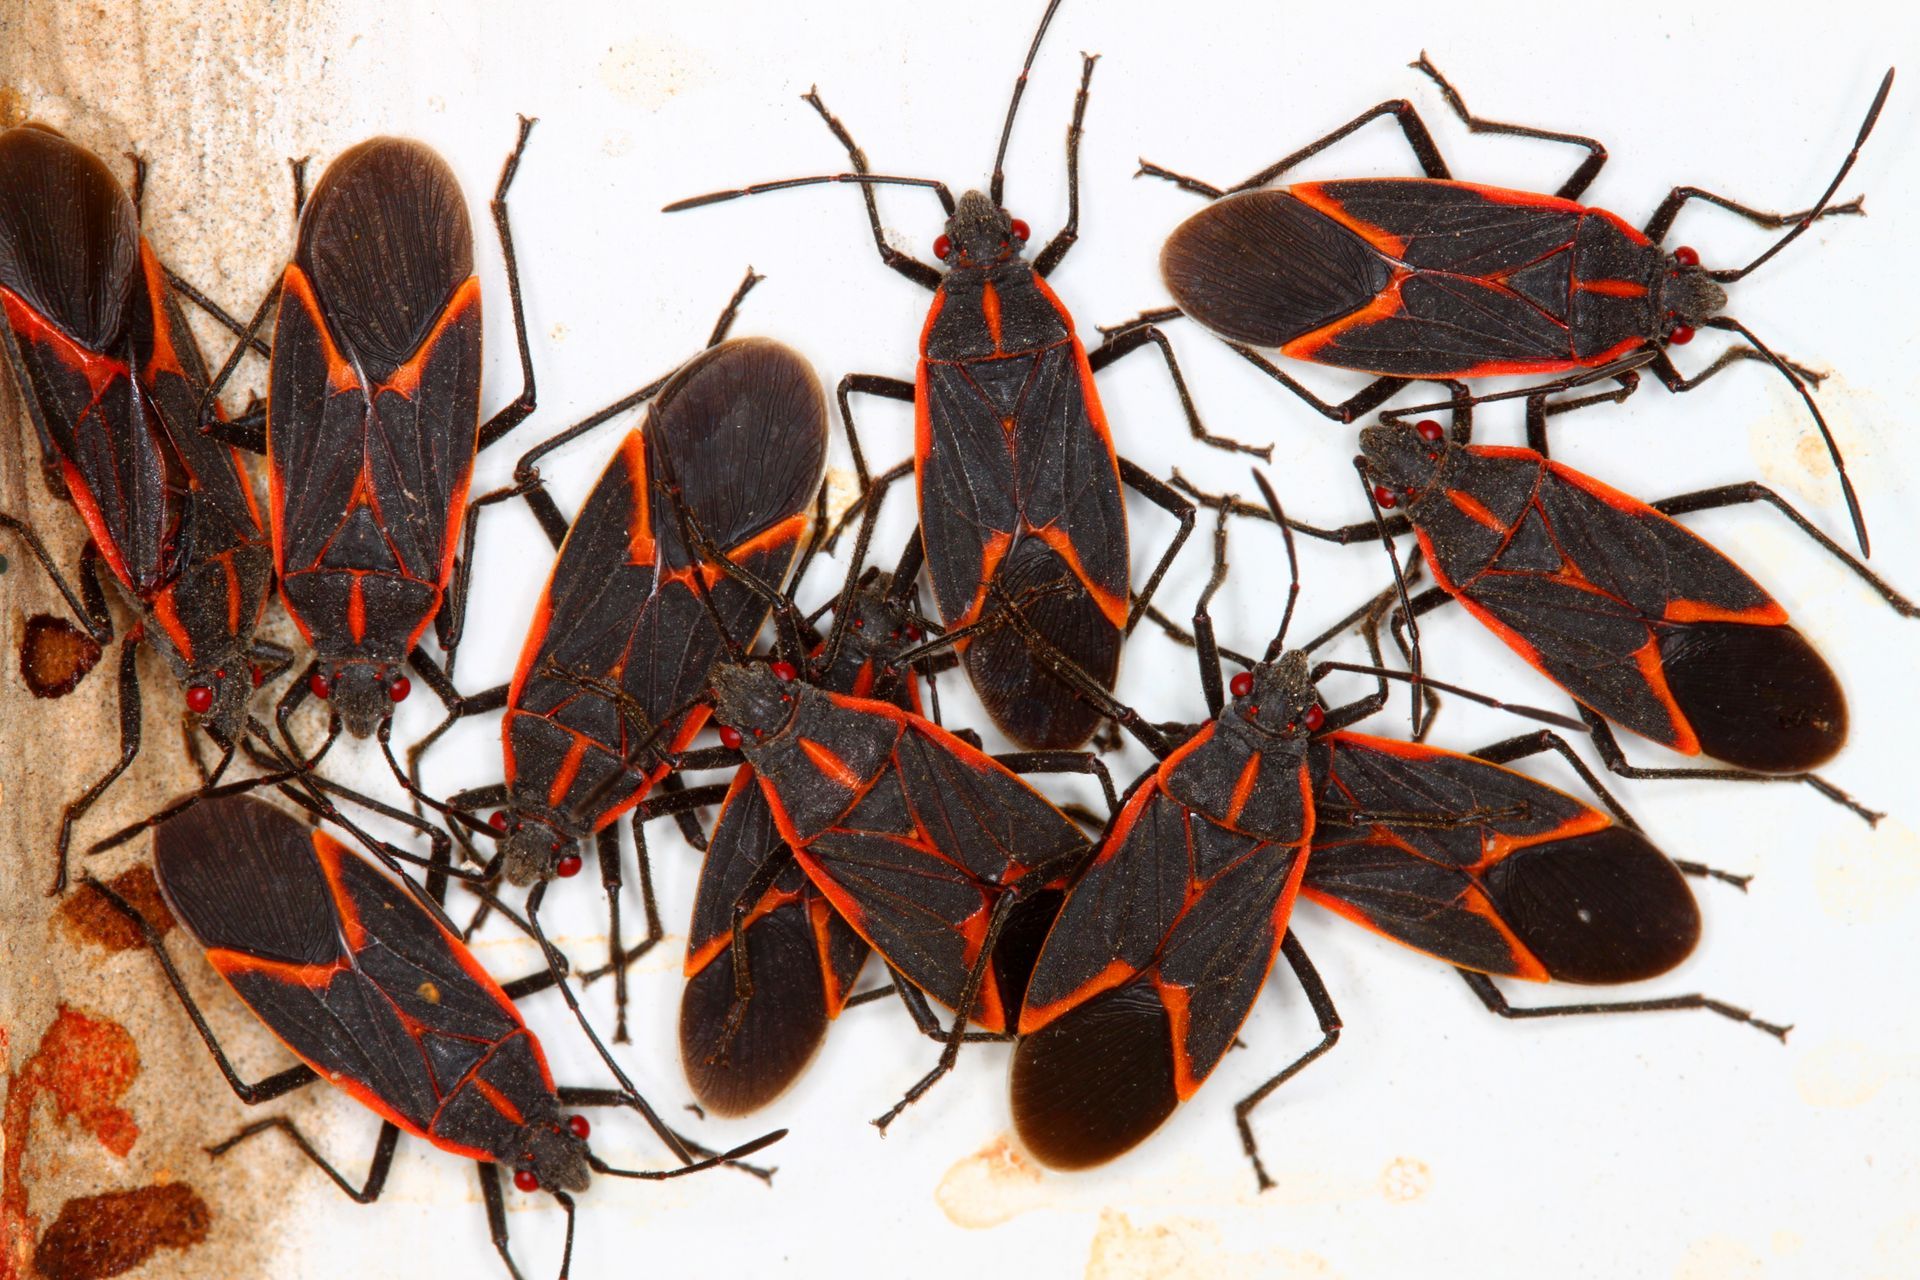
[0, 2, 377, 1275]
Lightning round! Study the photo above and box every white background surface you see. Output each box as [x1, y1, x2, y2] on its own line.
[150, 1, 1920, 1276]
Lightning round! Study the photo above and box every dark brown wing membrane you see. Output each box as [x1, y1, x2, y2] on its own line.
[680, 773, 869, 1116]
[0, 124, 138, 351]
[961, 538, 1117, 749]
[1160, 189, 1391, 348]
[152, 795, 344, 965]
[296, 137, 473, 382]
[648, 337, 828, 570]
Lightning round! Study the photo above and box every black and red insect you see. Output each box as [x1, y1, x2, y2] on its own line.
[404, 326, 825, 1036]
[1145, 58, 1892, 554]
[565, 486, 1109, 1126]
[1004, 484, 1782, 1184]
[0, 122, 280, 890]
[1183, 378, 1916, 816]
[666, 0, 1221, 751]
[205, 123, 540, 746]
[1362, 413, 1918, 774]
[83, 794, 778, 1279]
[678, 526, 946, 1116]
[698, 652, 1100, 1130]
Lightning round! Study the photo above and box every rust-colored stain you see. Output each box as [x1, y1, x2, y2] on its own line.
[59, 868, 176, 953]
[31, 1184, 211, 1280]
[0, 85, 22, 129]
[3, 1007, 144, 1279]
[18, 615, 102, 699]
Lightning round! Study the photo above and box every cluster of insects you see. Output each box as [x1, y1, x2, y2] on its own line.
[2, 2, 1909, 1275]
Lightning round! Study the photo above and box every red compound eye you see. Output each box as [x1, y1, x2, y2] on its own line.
[933, 233, 952, 260]
[514, 1170, 540, 1193]
[567, 1115, 591, 1140]
[250, 665, 264, 688]
[905, 624, 922, 641]
[1414, 419, 1445, 443]
[1372, 484, 1399, 510]
[771, 661, 798, 682]
[309, 673, 332, 699]
[489, 811, 509, 832]
[185, 685, 214, 714]
[1230, 671, 1254, 698]
[1303, 705, 1325, 732]
[1673, 245, 1700, 267]
[388, 674, 411, 703]
[1010, 218, 1030, 242]
[1668, 324, 1695, 345]
[555, 854, 583, 878]
[719, 725, 743, 749]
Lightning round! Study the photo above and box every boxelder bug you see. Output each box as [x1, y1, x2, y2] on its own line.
[83, 794, 780, 1280]
[0, 123, 282, 891]
[409, 313, 825, 1039]
[666, 0, 1224, 751]
[203, 122, 541, 749]
[571, 480, 1114, 1132]
[1178, 371, 1916, 819]
[678, 519, 947, 1116]
[1004, 479, 1782, 1185]
[1145, 58, 1892, 555]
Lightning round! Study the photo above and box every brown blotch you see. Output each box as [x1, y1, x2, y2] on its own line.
[20, 614, 103, 699]
[32, 1184, 211, 1280]
[59, 866, 175, 952]
[2, 1008, 144, 1271]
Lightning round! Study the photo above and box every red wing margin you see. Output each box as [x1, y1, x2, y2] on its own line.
[1433, 452, 1842, 769]
[153, 796, 536, 1147]
[1302, 734, 1698, 985]
[1010, 770, 1307, 1171]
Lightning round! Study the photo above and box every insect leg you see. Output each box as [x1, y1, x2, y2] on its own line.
[1410, 53, 1608, 199]
[81, 875, 323, 1102]
[835, 372, 914, 491]
[1139, 95, 1452, 198]
[1032, 53, 1098, 278]
[1468, 728, 1751, 890]
[53, 631, 145, 894]
[1229, 342, 1411, 426]
[871, 888, 1029, 1133]
[1576, 706, 1882, 827]
[1642, 185, 1864, 244]
[1115, 459, 1195, 635]
[476, 117, 541, 452]
[208, 1118, 401, 1205]
[993, 751, 1119, 817]
[799, 87, 945, 291]
[1087, 322, 1272, 456]
[477, 1163, 533, 1280]
[1456, 970, 1788, 1040]
[1233, 932, 1342, 1192]
[1652, 482, 1917, 618]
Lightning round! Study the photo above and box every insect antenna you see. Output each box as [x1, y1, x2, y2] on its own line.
[989, 0, 1067, 205]
[1710, 69, 1891, 285]
[1704, 315, 1869, 557]
[1249, 469, 1301, 659]
[665, 172, 957, 216]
